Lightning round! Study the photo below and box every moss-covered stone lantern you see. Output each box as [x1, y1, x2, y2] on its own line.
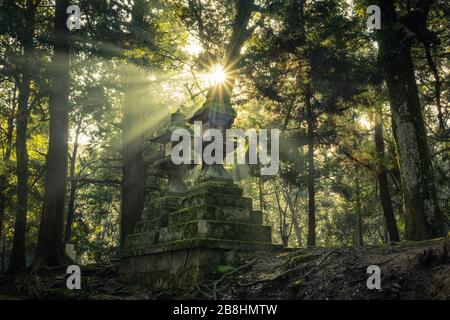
[149, 109, 192, 195]
[188, 87, 236, 181]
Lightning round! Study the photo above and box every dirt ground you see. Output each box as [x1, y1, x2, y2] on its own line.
[0, 238, 449, 300]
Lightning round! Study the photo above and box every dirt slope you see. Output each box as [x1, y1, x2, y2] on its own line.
[0, 238, 448, 300]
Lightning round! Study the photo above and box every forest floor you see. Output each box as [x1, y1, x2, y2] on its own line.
[0, 238, 449, 300]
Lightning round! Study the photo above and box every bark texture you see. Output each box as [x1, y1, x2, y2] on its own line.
[34, 0, 71, 266]
[8, 0, 36, 273]
[375, 113, 400, 242]
[376, 0, 446, 240]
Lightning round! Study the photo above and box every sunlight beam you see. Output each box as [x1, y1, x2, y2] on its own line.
[206, 64, 227, 86]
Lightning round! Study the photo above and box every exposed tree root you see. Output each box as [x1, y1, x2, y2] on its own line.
[239, 250, 336, 287]
[212, 260, 256, 300]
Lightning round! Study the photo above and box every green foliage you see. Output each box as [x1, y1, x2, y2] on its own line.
[216, 264, 234, 274]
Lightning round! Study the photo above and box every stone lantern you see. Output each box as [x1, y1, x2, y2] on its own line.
[120, 87, 275, 290]
[150, 109, 192, 195]
[188, 87, 236, 181]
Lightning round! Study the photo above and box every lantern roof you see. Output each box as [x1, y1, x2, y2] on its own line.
[188, 88, 236, 124]
[149, 109, 191, 144]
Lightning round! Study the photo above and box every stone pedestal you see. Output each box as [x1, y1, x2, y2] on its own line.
[120, 180, 275, 289]
[125, 195, 182, 252]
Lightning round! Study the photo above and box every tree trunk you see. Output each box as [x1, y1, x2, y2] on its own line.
[64, 123, 81, 243]
[275, 191, 290, 248]
[383, 216, 388, 243]
[8, 0, 36, 273]
[34, 0, 71, 267]
[375, 113, 400, 242]
[291, 212, 302, 247]
[287, 193, 302, 247]
[221, 0, 255, 102]
[355, 171, 364, 246]
[258, 177, 268, 225]
[306, 86, 316, 247]
[119, 0, 152, 249]
[8, 76, 31, 273]
[423, 42, 445, 131]
[258, 177, 263, 212]
[294, 0, 315, 247]
[376, 0, 446, 240]
[0, 93, 15, 244]
[0, 117, 15, 272]
[120, 65, 146, 248]
[0, 178, 7, 245]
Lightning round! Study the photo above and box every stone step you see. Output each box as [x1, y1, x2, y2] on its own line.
[122, 239, 277, 258]
[151, 195, 183, 208]
[180, 180, 251, 208]
[168, 206, 263, 226]
[142, 195, 184, 225]
[125, 230, 159, 250]
[158, 219, 272, 243]
[134, 219, 159, 233]
[251, 210, 264, 225]
[181, 193, 253, 208]
[186, 180, 244, 196]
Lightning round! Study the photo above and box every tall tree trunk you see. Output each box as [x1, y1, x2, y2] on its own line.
[221, 0, 254, 102]
[375, 112, 400, 242]
[275, 191, 290, 248]
[293, 0, 315, 247]
[34, 0, 71, 266]
[8, 0, 36, 273]
[286, 192, 302, 247]
[258, 177, 263, 212]
[258, 177, 268, 225]
[306, 86, 316, 247]
[376, 0, 446, 240]
[64, 123, 80, 243]
[120, 65, 146, 248]
[355, 171, 364, 246]
[291, 211, 302, 247]
[0, 94, 15, 273]
[284, 187, 302, 247]
[383, 216, 388, 243]
[0, 94, 15, 244]
[0, 178, 7, 247]
[119, 0, 152, 248]
[423, 42, 445, 131]
[8, 75, 31, 273]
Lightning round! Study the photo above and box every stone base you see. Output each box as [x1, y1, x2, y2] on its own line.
[121, 180, 275, 289]
[120, 248, 231, 289]
[120, 242, 278, 289]
[145, 195, 183, 228]
[123, 237, 275, 257]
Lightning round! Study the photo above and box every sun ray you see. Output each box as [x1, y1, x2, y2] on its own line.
[207, 64, 227, 85]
